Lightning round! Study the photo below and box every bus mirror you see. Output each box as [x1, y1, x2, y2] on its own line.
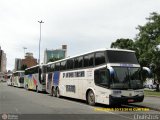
[142, 67, 151, 78]
[107, 66, 115, 79]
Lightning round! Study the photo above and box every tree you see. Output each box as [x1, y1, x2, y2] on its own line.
[111, 38, 135, 50]
[21, 64, 27, 70]
[135, 12, 160, 91]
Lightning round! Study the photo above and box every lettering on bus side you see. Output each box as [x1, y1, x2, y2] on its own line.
[66, 85, 76, 93]
[63, 71, 85, 78]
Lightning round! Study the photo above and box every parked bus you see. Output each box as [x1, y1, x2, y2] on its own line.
[12, 71, 24, 87]
[24, 65, 46, 92]
[45, 48, 151, 106]
[6, 73, 13, 86]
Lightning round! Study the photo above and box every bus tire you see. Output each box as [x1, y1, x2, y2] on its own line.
[26, 85, 28, 90]
[87, 90, 95, 106]
[36, 86, 39, 93]
[56, 87, 60, 98]
[50, 87, 53, 96]
[51, 87, 56, 97]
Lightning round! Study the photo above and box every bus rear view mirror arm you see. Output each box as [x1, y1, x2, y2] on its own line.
[107, 66, 115, 78]
[142, 67, 152, 78]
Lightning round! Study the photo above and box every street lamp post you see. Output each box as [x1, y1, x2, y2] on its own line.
[38, 20, 44, 65]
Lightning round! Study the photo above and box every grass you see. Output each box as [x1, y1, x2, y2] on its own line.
[144, 90, 160, 97]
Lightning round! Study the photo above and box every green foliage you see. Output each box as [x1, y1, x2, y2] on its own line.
[111, 38, 135, 50]
[21, 64, 27, 70]
[135, 12, 160, 67]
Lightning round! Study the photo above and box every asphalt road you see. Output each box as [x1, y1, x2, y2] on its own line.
[0, 82, 159, 120]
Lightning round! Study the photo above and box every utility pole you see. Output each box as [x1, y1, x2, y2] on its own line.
[38, 20, 44, 65]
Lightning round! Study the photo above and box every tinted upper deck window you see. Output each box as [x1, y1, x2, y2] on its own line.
[95, 52, 105, 66]
[106, 51, 138, 64]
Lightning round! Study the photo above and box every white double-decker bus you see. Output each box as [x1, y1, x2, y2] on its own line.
[24, 65, 46, 92]
[12, 71, 24, 87]
[45, 49, 150, 105]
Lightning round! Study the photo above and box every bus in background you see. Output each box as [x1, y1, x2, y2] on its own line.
[24, 65, 46, 92]
[45, 48, 151, 106]
[12, 71, 24, 87]
[6, 73, 13, 86]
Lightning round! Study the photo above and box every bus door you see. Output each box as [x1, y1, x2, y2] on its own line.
[46, 72, 52, 93]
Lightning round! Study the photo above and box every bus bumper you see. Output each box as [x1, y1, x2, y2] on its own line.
[109, 95, 144, 105]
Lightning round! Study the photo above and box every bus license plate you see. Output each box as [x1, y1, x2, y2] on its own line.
[128, 99, 134, 102]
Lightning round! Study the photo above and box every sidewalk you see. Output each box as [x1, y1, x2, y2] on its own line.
[132, 96, 160, 111]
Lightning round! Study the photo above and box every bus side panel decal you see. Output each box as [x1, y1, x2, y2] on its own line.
[53, 71, 60, 86]
[33, 76, 37, 86]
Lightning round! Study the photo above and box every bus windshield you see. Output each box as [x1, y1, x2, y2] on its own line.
[110, 67, 142, 90]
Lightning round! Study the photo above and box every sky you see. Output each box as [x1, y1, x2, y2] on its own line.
[0, 0, 160, 70]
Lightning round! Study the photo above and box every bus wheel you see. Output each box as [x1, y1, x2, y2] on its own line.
[36, 86, 39, 93]
[56, 87, 60, 98]
[26, 85, 28, 90]
[87, 90, 95, 106]
[51, 87, 56, 97]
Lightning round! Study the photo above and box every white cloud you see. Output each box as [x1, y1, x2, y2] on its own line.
[0, 0, 160, 70]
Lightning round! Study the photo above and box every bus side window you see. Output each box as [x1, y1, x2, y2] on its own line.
[95, 52, 105, 66]
[51, 64, 55, 72]
[88, 54, 94, 67]
[67, 59, 74, 70]
[55, 63, 60, 71]
[99, 70, 109, 85]
[74, 58, 78, 69]
[78, 56, 83, 68]
[84, 55, 89, 67]
[61, 61, 66, 70]
[94, 70, 100, 84]
[39, 68, 41, 74]
[94, 69, 109, 87]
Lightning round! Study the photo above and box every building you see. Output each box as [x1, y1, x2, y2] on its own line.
[14, 52, 38, 71]
[0, 46, 7, 73]
[21, 52, 38, 68]
[44, 45, 67, 64]
[14, 58, 22, 71]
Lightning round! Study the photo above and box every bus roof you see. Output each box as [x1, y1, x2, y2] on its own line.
[47, 48, 135, 65]
[13, 71, 24, 73]
[25, 64, 46, 70]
